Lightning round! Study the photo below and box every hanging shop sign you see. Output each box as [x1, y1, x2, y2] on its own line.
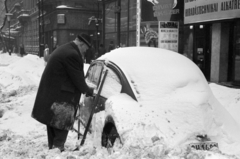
[141, 0, 183, 22]
[158, 21, 179, 52]
[184, 0, 240, 24]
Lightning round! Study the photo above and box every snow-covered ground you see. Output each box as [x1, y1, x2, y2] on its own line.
[0, 52, 240, 159]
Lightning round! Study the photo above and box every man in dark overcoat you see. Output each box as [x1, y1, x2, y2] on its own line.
[31, 34, 94, 151]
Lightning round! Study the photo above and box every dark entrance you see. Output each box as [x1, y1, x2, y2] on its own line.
[231, 21, 240, 86]
[193, 24, 211, 81]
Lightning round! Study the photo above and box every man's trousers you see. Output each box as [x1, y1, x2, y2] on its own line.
[46, 125, 69, 151]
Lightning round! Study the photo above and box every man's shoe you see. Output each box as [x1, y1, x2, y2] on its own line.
[52, 145, 65, 152]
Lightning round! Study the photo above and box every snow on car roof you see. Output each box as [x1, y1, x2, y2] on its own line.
[99, 47, 210, 104]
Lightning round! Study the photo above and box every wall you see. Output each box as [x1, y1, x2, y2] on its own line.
[210, 23, 229, 82]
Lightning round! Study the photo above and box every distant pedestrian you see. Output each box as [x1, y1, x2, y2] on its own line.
[148, 38, 157, 47]
[98, 44, 106, 58]
[108, 41, 115, 52]
[20, 44, 25, 57]
[43, 44, 50, 66]
[8, 45, 12, 56]
[8, 49, 12, 56]
[31, 33, 94, 152]
[85, 47, 95, 64]
[12, 46, 16, 53]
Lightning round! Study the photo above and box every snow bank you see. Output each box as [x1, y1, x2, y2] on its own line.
[209, 83, 240, 126]
[0, 53, 20, 66]
[0, 54, 44, 92]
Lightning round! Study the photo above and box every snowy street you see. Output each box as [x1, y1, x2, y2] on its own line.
[0, 52, 240, 159]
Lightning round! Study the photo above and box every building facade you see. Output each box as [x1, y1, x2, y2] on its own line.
[183, 0, 240, 85]
[103, 0, 137, 49]
[2, 0, 100, 56]
[2, 0, 239, 85]
[40, 0, 99, 56]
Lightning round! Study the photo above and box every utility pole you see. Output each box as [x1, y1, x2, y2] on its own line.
[102, 0, 105, 48]
[8, 17, 10, 55]
[96, 0, 100, 55]
[6, 13, 12, 55]
[127, 0, 130, 46]
[41, 0, 44, 46]
[116, 0, 121, 47]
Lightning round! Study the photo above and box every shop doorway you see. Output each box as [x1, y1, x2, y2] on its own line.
[232, 21, 240, 85]
[193, 24, 211, 81]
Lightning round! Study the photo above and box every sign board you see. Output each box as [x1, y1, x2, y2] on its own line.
[152, 0, 183, 21]
[184, 0, 240, 24]
[158, 21, 179, 52]
[57, 14, 65, 24]
[140, 21, 158, 47]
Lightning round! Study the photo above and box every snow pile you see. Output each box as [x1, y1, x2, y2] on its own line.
[0, 53, 44, 92]
[0, 52, 240, 158]
[210, 83, 240, 126]
[0, 53, 20, 66]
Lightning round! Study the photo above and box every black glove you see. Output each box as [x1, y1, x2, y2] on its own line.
[86, 87, 94, 97]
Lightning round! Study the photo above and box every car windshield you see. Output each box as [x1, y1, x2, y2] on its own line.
[86, 63, 103, 88]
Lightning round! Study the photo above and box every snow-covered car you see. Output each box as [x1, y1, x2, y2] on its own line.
[79, 47, 240, 154]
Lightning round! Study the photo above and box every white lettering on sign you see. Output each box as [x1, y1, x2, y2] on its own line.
[221, 0, 240, 11]
[185, 3, 218, 17]
[184, 0, 240, 24]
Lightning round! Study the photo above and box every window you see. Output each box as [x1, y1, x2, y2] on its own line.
[86, 63, 104, 88]
[100, 68, 122, 99]
[85, 63, 122, 99]
[233, 21, 240, 82]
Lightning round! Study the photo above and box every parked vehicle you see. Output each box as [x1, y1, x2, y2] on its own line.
[78, 47, 240, 151]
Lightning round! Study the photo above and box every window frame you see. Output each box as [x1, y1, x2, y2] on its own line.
[85, 62, 104, 89]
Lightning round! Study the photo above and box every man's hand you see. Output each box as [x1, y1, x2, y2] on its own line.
[86, 87, 94, 97]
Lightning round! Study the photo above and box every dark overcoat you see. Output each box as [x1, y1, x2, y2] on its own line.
[32, 42, 90, 126]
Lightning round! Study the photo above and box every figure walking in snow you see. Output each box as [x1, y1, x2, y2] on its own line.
[31, 33, 94, 152]
[43, 44, 50, 66]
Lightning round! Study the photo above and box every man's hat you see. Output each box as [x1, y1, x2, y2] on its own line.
[77, 33, 92, 48]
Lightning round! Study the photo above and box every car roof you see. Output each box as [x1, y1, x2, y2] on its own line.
[98, 47, 209, 101]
